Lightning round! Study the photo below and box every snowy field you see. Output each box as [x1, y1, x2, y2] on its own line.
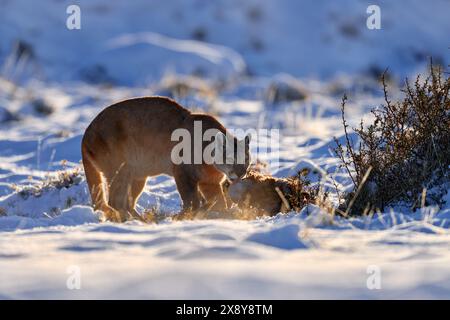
[0, 0, 449, 299]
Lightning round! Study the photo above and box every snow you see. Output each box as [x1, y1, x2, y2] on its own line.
[0, 0, 449, 299]
[1, 207, 450, 299]
[1, 0, 449, 84]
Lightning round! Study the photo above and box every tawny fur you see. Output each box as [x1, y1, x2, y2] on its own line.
[228, 171, 292, 215]
[82, 96, 247, 222]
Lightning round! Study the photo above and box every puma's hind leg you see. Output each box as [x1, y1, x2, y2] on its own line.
[105, 166, 134, 222]
[127, 177, 147, 220]
[82, 145, 121, 222]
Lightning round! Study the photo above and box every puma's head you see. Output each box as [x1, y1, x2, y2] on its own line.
[214, 132, 251, 182]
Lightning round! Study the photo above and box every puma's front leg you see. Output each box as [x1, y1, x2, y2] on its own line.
[173, 166, 201, 212]
[198, 182, 227, 211]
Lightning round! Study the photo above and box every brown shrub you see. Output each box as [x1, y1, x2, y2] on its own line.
[334, 62, 450, 215]
[16, 167, 83, 199]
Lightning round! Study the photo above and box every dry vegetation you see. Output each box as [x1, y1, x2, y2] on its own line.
[13, 165, 83, 199]
[334, 63, 449, 215]
[142, 206, 268, 223]
[277, 168, 321, 212]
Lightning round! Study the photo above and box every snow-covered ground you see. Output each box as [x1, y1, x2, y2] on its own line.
[0, 0, 449, 299]
[1, 205, 450, 299]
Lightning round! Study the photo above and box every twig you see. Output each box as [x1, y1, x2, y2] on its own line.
[344, 166, 372, 217]
[275, 187, 291, 212]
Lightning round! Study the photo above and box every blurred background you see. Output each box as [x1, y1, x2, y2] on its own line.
[0, 0, 448, 86]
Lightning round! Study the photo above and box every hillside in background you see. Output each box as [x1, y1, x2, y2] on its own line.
[1, 0, 449, 85]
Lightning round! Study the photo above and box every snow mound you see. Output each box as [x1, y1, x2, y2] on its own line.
[0, 205, 98, 231]
[246, 224, 308, 249]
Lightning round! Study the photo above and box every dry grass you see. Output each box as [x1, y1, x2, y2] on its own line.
[334, 61, 449, 215]
[174, 207, 269, 221]
[13, 165, 83, 199]
[142, 206, 270, 223]
[155, 74, 218, 100]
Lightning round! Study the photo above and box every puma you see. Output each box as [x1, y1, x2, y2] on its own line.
[81, 96, 251, 222]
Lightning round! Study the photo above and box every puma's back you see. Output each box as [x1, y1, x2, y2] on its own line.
[82, 96, 191, 174]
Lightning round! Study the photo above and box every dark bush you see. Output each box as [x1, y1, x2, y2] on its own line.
[334, 63, 450, 215]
